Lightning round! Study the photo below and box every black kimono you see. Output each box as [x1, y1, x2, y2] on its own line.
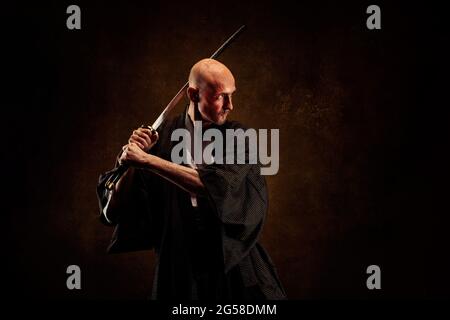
[97, 110, 286, 300]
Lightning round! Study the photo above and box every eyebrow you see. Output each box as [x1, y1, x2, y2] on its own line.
[218, 88, 236, 95]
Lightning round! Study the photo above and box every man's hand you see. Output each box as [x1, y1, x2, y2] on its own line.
[128, 127, 159, 152]
[119, 143, 151, 168]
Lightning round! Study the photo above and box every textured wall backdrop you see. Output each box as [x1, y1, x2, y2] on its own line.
[4, 1, 448, 299]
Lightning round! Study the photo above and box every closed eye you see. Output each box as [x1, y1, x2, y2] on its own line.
[216, 93, 232, 100]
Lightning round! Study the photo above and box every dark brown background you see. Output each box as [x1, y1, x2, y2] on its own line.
[4, 0, 448, 299]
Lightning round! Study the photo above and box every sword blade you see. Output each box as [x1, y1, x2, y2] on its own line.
[151, 81, 189, 130]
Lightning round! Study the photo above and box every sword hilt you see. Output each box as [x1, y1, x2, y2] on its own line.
[104, 124, 157, 190]
[141, 124, 157, 135]
[105, 164, 129, 191]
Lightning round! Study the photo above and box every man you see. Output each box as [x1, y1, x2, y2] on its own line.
[97, 58, 286, 300]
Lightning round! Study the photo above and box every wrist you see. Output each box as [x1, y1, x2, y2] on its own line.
[144, 153, 155, 168]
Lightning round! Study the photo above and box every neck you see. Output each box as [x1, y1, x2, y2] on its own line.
[188, 102, 212, 128]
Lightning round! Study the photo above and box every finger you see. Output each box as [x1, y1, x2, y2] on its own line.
[135, 128, 151, 136]
[131, 132, 148, 144]
[134, 129, 152, 145]
[120, 145, 128, 160]
[129, 135, 147, 149]
[128, 142, 141, 150]
[140, 128, 159, 144]
[119, 151, 127, 165]
[136, 142, 145, 150]
[139, 128, 154, 136]
[149, 131, 159, 145]
[129, 140, 145, 150]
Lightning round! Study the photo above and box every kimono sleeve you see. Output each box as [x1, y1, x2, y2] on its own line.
[97, 166, 161, 253]
[197, 162, 268, 273]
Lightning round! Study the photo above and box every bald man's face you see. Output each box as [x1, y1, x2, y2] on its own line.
[197, 74, 236, 125]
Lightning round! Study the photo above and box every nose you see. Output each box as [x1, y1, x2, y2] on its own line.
[225, 95, 233, 111]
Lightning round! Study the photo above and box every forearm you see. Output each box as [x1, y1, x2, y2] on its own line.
[143, 154, 205, 195]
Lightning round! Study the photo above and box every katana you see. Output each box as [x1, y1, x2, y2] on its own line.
[105, 25, 246, 190]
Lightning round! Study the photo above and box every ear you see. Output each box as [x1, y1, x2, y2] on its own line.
[187, 87, 200, 103]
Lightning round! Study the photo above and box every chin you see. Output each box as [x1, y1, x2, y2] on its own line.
[215, 116, 227, 125]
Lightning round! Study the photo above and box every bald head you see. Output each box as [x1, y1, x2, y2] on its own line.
[188, 58, 235, 91]
[187, 59, 236, 125]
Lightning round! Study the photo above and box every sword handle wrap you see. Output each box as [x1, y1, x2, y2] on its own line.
[104, 124, 155, 190]
[105, 164, 128, 191]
